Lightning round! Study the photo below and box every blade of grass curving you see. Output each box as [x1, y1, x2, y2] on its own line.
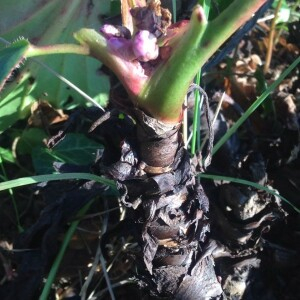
[199, 173, 300, 213]
[183, 96, 188, 146]
[212, 55, 300, 155]
[80, 242, 101, 299]
[200, 92, 225, 151]
[99, 247, 116, 300]
[39, 200, 93, 300]
[0, 173, 116, 192]
[191, 71, 202, 155]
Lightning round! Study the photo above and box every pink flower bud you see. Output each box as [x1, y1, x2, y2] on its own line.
[132, 30, 158, 62]
[107, 37, 136, 61]
[100, 24, 120, 38]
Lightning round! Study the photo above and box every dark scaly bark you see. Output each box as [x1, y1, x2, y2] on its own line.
[96, 107, 223, 299]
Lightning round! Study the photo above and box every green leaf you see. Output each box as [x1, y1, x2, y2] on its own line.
[32, 133, 103, 174]
[0, 72, 35, 133]
[272, 0, 290, 23]
[0, 147, 15, 164]
[16, 128, 48, 155]
[0, 0, 111, 109]
[0, 39, 29, 91]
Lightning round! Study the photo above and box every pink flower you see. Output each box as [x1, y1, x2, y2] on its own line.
[101, 24, 159, 63]
[132, 30, 158, 62]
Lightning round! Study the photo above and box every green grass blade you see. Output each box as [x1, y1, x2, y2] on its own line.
[212, 55, 300, 155]
[200, 173, 300, 213]
[0, 173, 117, 192]
[0, 155, 22, 231]
[191, 72, 202, 155]
[39, 200, 93, 300]
[199, 0, 212, 17]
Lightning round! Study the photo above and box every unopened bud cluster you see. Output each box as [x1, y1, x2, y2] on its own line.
[101, 25, 159, 63]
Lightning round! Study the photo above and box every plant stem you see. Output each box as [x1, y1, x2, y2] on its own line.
[139, 5, 208, 122]
[74, 28, 148, 99]
[264, 0, 282, 74]
[139, 0, 267, 122]
[191, 0, 211, 155]
[26, 44, 89, 57]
